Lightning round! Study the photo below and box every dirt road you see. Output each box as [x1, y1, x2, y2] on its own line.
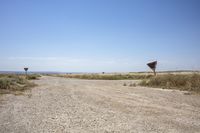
[0, 76, 200, 133]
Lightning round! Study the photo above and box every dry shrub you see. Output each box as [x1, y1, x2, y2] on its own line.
[129, 83, 136, 87]
[0, 74, 36, 94]
[60, 74, 153, 80]
[123, 83, 127, 86]
[139, 74, 200, 92]
[27, 74, 41, 80]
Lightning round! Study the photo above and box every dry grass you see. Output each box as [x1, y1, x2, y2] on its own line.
[0, 74, 38, 95]
[57, 73, 153, 80]
[139, 74, 200, 92]
[27, 74, 41, 80]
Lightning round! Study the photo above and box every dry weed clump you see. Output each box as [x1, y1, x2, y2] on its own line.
[60, 74, 153, 80]
[140, 74, 200, 92]
[0, 74, 37, 94]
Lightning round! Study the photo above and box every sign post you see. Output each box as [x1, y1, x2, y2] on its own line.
[147, 61, 157, 76]
[24, 68, 29, 79]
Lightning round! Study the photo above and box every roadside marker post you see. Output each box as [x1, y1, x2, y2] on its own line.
[24, 68, 29, 79]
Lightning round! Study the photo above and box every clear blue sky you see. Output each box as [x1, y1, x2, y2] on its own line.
[0, 0, 200, 72]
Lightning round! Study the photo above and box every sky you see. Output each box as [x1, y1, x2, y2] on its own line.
[0, 0, 200, 72]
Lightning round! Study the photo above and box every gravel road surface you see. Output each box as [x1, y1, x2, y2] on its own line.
[0, 76, 200, 133]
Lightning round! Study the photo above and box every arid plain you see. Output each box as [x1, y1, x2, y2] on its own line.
[0, 76, 200, 133]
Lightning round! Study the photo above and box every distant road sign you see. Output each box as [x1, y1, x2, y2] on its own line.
[24, 68, 28, 71]
[24, 68, 29, 78]
[147, 61, 157, 76]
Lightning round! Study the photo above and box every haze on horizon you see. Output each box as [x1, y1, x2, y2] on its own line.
[0, 0, 200, 72]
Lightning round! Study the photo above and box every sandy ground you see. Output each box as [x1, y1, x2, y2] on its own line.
[0, 76, 200, 133]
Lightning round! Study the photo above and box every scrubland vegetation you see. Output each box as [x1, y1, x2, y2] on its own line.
[27, 74, 41, 80]
[57, 72, 200, 93]
[140, 74, 200, 93]
[58, 73, 153, 80]
[0, 74, 40, 94]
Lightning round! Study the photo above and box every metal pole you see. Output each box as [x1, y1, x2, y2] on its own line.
[153, 69, 156, 76]
[26, 71, 27, 79]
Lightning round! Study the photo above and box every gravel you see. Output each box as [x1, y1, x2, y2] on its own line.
[0, 76, 200, 133]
